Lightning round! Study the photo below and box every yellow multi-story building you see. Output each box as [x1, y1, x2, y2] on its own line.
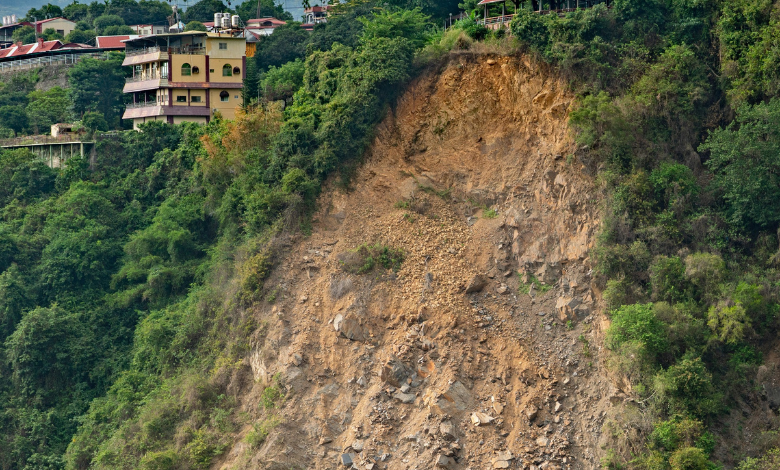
[122, 32, 245, 129]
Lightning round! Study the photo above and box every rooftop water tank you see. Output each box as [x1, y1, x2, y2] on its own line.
[221, 16, 230, 29]
[231, 15, 240, 28]
[214, 13, 223, 29]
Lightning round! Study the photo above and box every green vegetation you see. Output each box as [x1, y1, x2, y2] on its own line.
[0, 53, 127, 138]
[3, 0, 780, 468]
[517, 273, 552, 295]
[495, 0, 780, 467]
[340, 244, 406, 274]
[0, 4, 436, 468]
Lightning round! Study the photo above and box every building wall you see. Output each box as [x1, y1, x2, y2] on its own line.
[133, 116, 166, 130]
[209, 88, 242, 120]
[205, 37, 245, 59]
[208, 57, 243, 83]
[41, 19, 75, 37]
[170, 54, 207, 82]
[173, 116, 207, 125]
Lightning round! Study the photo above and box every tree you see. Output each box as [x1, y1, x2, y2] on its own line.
[700, 99, 780, 229]
[41, 27, 65, 41]
[11, 26, 36, 45]
[254, 22, 309, 71]
[183, 0, 231, 23]
[93, 14, 126, 32]
[26, 87, 71, 134]
[82, 111, 109, 132]
[68, 54, 126, 128]
[24, 3, 63, 21]
[184, 21, 208, 31]
[0, 106, 28, 136]
[259, 58, 305, 101]
[63, 2, 90, 22]
[65, 29, 96, 44]
[236, 0, 293, 21]
[102, 25, 136, 35]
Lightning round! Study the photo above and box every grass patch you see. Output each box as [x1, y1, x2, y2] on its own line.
[394, 200, 410, 209]
[244, 415, 281, 449]
[419, 185, 451, 200]
[517, 273, 553, 295]
[339, 244, 405, 274]
[483, 208, 498, 219]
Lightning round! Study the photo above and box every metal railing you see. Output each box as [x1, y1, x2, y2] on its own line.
[167, 46, 206, 55]
[0, 52, 112, 73]
[0, 134, 93, 147]
[481, 15, 515, 25]
[125, 46, 161, 57]
[126, 101, 165, 109]
[127, 72, 168, 82]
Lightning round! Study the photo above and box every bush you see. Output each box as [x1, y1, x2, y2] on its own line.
[668, 447, 710, 470]
[650, 256, 692, 303]
[339, 244, 405, 274]
[607, 303, 669, 361]
[655, 356, 721, 418]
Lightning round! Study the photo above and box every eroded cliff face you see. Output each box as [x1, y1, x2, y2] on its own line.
[218, 54, 618, 470]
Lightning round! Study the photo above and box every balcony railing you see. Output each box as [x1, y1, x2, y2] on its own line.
[0, 134, 92, 147]
[125, 46, 161, 57]
[167, 46, 206, 55]
[127, 72, 168, 83]
[126, 101, 166, 109]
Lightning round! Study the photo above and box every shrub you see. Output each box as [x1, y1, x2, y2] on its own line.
[339, 244, 404, 274]
[607, 303, 669, 360]
[140, 449, 180, 470]
[668, 447, 710, 470]
[655, 356, 721, 418]
[649, 256, 691, 303]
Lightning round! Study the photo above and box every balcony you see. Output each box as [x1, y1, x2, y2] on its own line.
[122, 102, 211, 120]
[122, 49, 169, 66]
[123, 73, 169, 93]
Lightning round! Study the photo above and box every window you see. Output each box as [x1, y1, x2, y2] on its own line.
[220, 91, 229, 102]
[232, 66, 240, 75]
[56, 29, 64, 35]
[219, 42, 227, 50]
[192, 66, 200, 74]
[176, 96, 187, 102]
[191, 96, 202, 103]
[181, 63, 191, 76]
[222, 64, 232, 77]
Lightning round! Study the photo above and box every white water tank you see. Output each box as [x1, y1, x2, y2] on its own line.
[231, 15, 240, 28]
[11, 15, 16, 23]
[214, 13, 223, 29]
[2, 17, 7, 26]
[221, 16, 230, 29]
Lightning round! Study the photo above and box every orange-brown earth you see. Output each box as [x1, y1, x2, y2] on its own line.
[218, 54, 627, 470]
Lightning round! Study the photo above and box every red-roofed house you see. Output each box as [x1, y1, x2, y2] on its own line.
[0, 39, 63, 59]
[95, 35, 140, 50]
[303, 6, 330, 25]
[245, 18, 286, 36]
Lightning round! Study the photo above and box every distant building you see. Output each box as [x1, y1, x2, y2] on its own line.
[34, 17, 77, 37]
[122, 32, 246, 129]
[0, 35, 138, 73]
[245, 17, 287, 36]
[303, 6, 330, 26]
[129, 24, 170, 36]
[95, 35, 140, 50]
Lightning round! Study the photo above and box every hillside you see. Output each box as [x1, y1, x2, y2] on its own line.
[215, 53, 607, 469]
[2, 2, 780, 470]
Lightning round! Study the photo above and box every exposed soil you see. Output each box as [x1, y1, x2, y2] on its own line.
[218, 54, 624, 470]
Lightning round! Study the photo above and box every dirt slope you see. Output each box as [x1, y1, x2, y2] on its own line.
[220, 54, 619, 470]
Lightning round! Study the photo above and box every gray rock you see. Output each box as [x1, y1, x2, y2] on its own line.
[526, 405, 539, 421]
[440, 421, 456, 441]
[339, 316, 367, 341]
[341, 453, 357, 466]
[351, 440, 364, 452]
[400, 384, 411, 393]
[380, 357, 412, 387]
[394, 392, 416, 404]
[333, 314, 344, 331]
[465, 274, 488, 293]
[435, 454, 454, 468]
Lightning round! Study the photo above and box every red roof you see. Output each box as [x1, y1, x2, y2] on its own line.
[246, 18, 286, 27]
[0, 39, 63, 58]
[95, 35, 134, 49]
[478, 0, 507, 4]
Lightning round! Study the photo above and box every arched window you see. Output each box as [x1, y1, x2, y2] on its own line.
[192, 66, 200, 74]
[220, 91, 229, 102]
[232, 66, 240, 75]
[181, 63, 191, 76]
[222, 64, 232, 77]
